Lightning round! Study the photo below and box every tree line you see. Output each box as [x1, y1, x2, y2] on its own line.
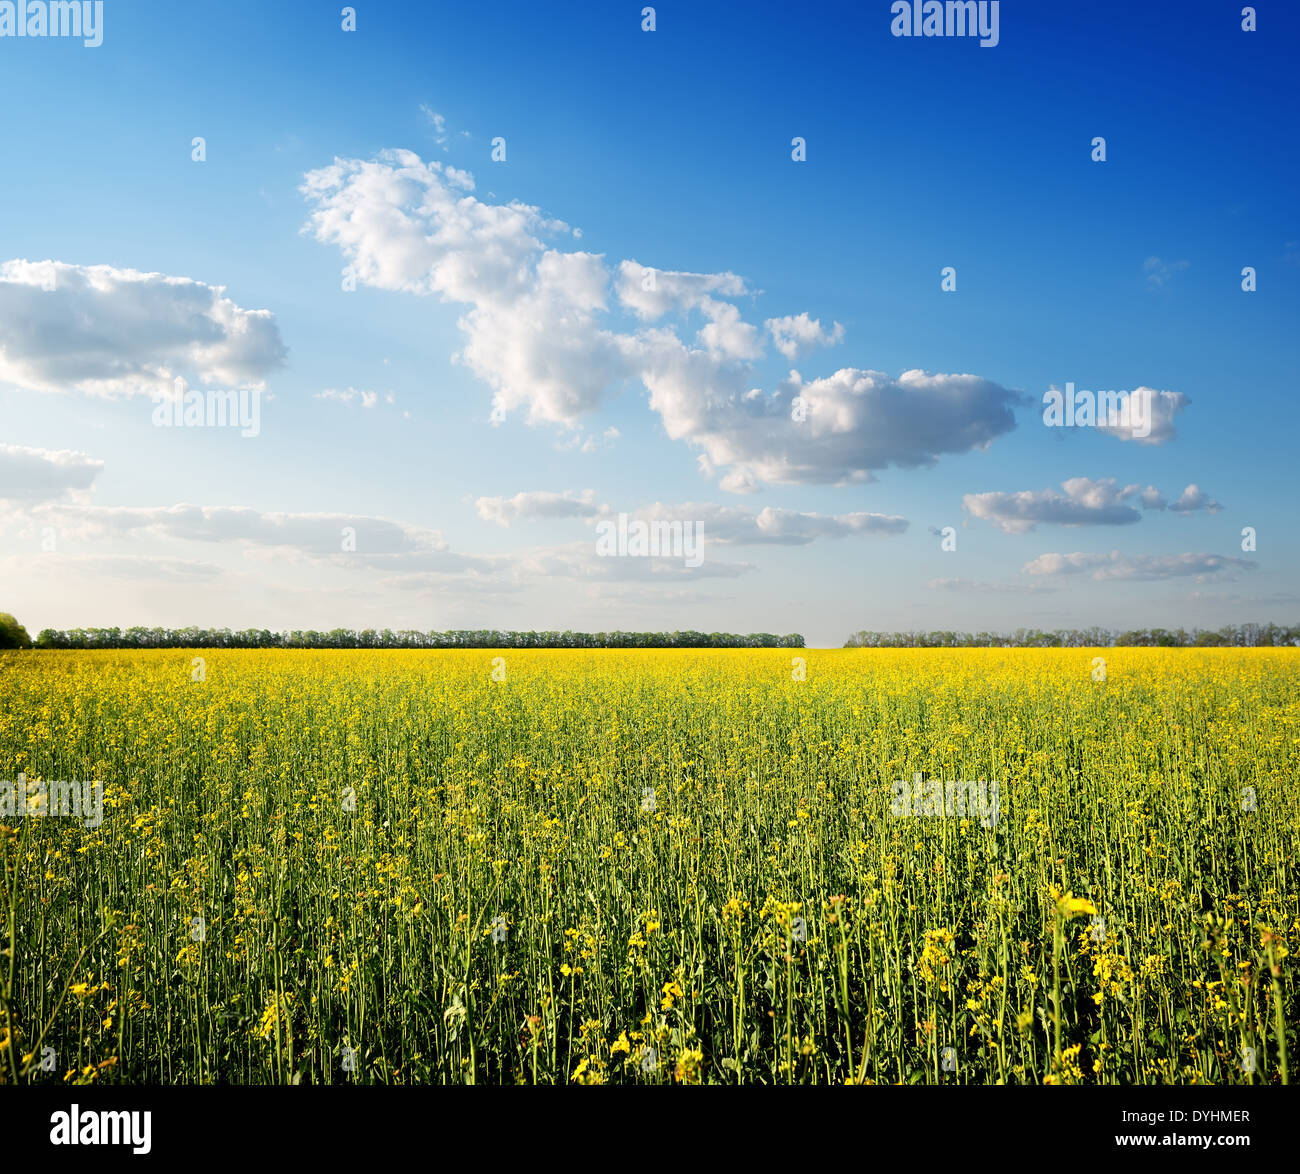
[844, 624, 1300, 648]
[27, 626, 806, 650]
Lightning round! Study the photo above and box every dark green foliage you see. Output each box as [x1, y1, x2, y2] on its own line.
[0, 612, 32, 649]
[844, 624, 1299, 648]
[30, 627, 805, 650]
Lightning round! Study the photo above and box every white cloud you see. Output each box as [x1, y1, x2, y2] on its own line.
[642, 362, 1020, 490]
[1095, 388, 1188, 445]
[301, 150, 626, 427]
[33, 503, 446, 558]
[0, 444, 103, 504]
[964, 477, 1155, 533]
[475, 489, 604, 527]
[472, 494, 907, 545]
[1166, 484, 1222, 514]
[420, 105, 449, 146]
[301, 152, 1021, 485]
[614, 261, 749, 320]
[765, 312, 844, 360]
[465, 250, 636, 425]
[0, 260, 285, 397]
[443, 165, 474, 191]
[1135, 482, 1222, 513]
[630, 502, 906, 545]
[556, 425, 620, 454]
[696, 298, 764, 361]
[300, 150, 572, 299]
[1022, 550, 1255, 581]
[315, 388, 409, 419]
[965, 478, 1221, 532]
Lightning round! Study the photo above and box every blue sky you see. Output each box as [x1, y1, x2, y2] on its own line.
[1, 0, 1296, 646]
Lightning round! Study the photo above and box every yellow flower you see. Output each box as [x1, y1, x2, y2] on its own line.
[1056, 892, 1098, 919]
[661, 979, 684, 1010]
[674, 1047, 704, 1084]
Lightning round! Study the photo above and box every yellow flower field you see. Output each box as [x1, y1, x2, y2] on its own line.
[0, 648, 1295, 1084]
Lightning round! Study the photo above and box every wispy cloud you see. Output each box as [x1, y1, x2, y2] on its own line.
[1143, 255, 1190, 289]
[419, 105, 449, 147]
[1022, 551, 1254, 582]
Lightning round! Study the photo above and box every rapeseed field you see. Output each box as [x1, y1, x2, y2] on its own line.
[0, 649, 1295, 1085]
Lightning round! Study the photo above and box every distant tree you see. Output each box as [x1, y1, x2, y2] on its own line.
[0, 613, 32, 649]
[841, 625, 1297, 648]
[23, 626, 804, 650]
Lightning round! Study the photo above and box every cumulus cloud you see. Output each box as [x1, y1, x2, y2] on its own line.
[1165, 484, 1223, 514]
[1022, 550, 1255, 581]
[467, 250, 638, 425]
[614, 261, 749, 321]
[655, 366, 1020, 490]
[1094, 388, 1189, 445]
[965, 477, 1223, 533]
[300, 150, 631, 426]
[964, 478, 1143, 533]
[0, 444, 103, 504]
[765, 312, 844, 360]
[300, 151, 1021, 487]
[0, 260, 285, 397]
[695, 298, 764, 362]
[1134, 483, 1222, 513]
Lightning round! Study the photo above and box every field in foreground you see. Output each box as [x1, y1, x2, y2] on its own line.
[0, 648, 1296, 1085]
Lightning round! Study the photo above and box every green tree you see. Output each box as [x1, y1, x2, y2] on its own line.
[0, 612, 33, 649]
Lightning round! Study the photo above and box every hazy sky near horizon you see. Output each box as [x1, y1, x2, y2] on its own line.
[1, 0, 1297, 647]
